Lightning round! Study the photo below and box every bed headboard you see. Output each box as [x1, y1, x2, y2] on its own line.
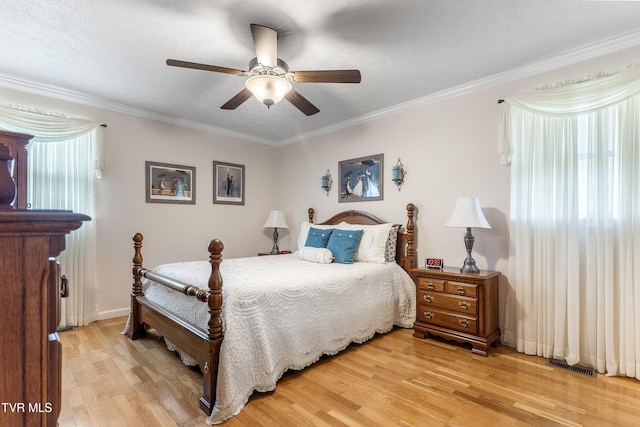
[307, 203, 417, 273]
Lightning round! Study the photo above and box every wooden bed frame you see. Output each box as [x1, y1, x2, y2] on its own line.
[127, 203, 416, 415]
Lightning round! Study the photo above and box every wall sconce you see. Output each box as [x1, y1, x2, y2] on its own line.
[391, 158, 405, 191]
[321, 169, 332, 196]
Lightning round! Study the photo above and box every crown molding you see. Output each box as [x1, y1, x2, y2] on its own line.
[0, 73, 274, 145]
[2, 29, 640, 147]
[277, 29, 640, 145]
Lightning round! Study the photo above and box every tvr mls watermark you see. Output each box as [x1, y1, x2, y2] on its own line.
[2, 402, 53, 413]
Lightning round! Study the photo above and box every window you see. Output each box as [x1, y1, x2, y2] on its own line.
[28, 132, 98, 326]
[499, 68, 640, 379]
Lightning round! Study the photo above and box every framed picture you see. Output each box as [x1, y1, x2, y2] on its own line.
[145, 161, 195, 204]
[213, 161, 245, 205]
[339, 153, 383, 202]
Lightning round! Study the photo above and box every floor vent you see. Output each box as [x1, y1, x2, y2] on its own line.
[546, 358, 597, 378]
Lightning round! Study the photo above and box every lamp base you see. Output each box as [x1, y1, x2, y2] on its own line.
[460, 227, 480, 274]
[460, 259, 480, 274]
[270, 227, 280, 255]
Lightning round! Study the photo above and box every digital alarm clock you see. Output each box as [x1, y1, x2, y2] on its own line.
[425, 257, 444, 269]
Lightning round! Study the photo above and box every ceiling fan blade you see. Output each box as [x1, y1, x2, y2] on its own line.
[220, 88, 253, 110]
[250, 24, 277, 68]
[166, 59, 245, 76]
[291, 70, 361, 84]
[285, 90, 320, 116]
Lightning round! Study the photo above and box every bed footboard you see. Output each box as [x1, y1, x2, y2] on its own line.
[127, 233, 224, 415]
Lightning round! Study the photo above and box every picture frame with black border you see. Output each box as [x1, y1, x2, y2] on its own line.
[213, 160, 245, 205]
[338, 153, 383, 202]
[145, 161, 195, 204]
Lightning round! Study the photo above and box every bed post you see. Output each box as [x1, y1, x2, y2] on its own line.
[308, 208, 315, 223]
[128, 232, 147, 340]
[200, 238, 224, 415]
[404, 203, 417, 271]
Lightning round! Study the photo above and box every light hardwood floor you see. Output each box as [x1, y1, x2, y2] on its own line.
[58, 317, 639, 426]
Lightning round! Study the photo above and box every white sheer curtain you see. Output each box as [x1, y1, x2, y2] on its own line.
[0, 104, 101, 326]
[499, 67, 640, 379]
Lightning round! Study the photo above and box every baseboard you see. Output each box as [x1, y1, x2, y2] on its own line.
[97, 307, 130, 320]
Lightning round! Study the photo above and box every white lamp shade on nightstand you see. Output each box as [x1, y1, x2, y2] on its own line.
[445, 197, 491, 229]
[263, 210, 288, 229]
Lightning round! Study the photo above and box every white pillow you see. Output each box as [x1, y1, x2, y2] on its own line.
[298, 246, 334, 264]
[297, 222, 335, 252]
[337, 222, 394, 263]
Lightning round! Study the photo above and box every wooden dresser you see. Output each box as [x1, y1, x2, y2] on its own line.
[411, 267, 501, 356]
[0, 210, 89, 426]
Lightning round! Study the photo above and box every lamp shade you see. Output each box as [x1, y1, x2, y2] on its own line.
[263, 210, 288, 229]
[245, 75, 292, 107]
[445, 197, 491, 229]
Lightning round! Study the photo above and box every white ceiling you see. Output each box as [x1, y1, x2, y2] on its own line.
[2, 0, 640, 145]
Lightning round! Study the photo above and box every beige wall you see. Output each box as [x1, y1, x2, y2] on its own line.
[276, 89, 511, 269]
[2, 44, 639, 338]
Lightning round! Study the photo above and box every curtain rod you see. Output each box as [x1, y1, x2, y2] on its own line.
[497, 99, 505, 104]
[100, 123, 107, 128]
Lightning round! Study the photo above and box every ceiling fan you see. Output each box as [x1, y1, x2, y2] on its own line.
[167, 24, 361, 116]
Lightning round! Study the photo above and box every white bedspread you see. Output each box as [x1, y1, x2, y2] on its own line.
[141, 254, 416, 424]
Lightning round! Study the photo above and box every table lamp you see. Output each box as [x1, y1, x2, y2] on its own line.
[445, 197, 491, 273]
[263, 210, 288, 254]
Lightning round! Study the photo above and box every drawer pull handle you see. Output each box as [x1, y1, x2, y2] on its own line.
[459, 302, 470, 310]
[458, 319, 470, 328]
[426, 282, 435, 290]
[424, 311, 434, 319]
[457, 287, 465, 295]
[423, 295, 433, 303]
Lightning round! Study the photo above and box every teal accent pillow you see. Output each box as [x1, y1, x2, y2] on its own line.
[326, 229, 364, 264]
[305, 227, 334, 248]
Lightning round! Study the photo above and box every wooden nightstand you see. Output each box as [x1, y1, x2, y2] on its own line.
[411, 267, 501, 356]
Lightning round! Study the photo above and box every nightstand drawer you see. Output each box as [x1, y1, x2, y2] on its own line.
[445, 281, 478, 298]
[417, 290, 477, 313]
[417, 307, 478, 334]
[415, 276, 445, 292]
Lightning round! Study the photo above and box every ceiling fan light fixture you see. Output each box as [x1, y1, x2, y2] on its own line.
[168, 24, 359, 115]
[245, 74, 292, 108]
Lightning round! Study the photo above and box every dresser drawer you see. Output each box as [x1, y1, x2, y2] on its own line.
[417, 307, 478, 334]
[445, 281, 478, 298]
[417, 289, 477, 314]
[415, 276, 445, 292]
